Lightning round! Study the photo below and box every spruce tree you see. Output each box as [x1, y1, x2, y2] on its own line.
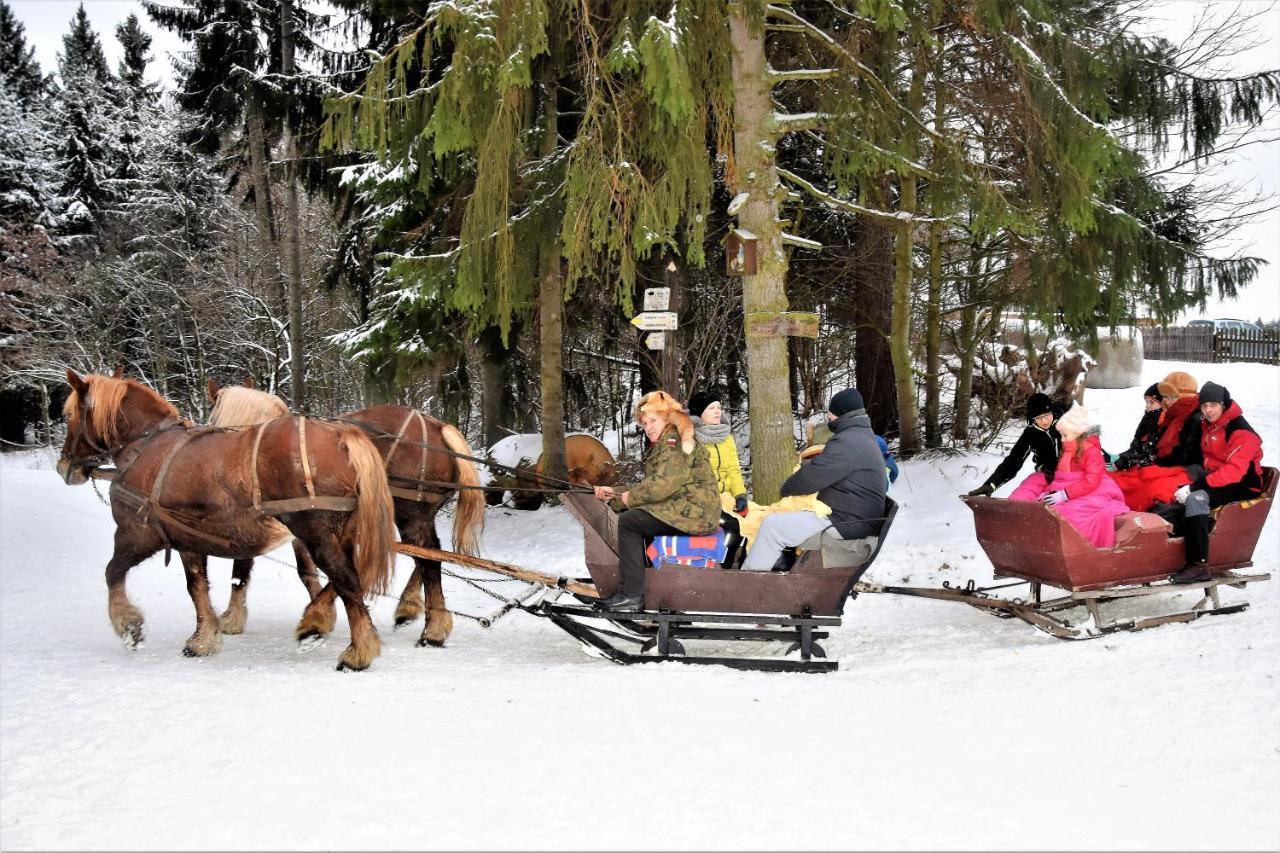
[0, 1, 44, 105]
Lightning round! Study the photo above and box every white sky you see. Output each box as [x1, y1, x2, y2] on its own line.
[10, 0, 1280, 322]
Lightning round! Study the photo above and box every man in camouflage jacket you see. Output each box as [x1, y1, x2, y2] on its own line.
[594, 391, 721, 610]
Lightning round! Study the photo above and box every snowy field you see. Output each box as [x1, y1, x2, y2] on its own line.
[2, 359, 1277, 851]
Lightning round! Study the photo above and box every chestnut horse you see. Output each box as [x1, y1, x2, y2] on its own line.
[510, 434, 618, 510]
[206, 380, 485, 647]
[58, 371, 398, 670]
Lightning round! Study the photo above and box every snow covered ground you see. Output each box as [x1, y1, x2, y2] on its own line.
[2, 360, 1277, 851]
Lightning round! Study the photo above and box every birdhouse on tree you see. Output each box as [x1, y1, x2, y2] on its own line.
[725, 228, 758, 276]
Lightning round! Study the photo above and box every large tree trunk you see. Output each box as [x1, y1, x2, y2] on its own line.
[279, 0, 307, 411]
[729, 9, 793, 504]
[951, 243, 982, 443]
[537, 78, 567, 483]
[924, 220, 942, 447]
[852, 219, 897, 437]
[890, 63, 925, 457]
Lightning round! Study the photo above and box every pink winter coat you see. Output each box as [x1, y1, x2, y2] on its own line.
[1009, 434, 1131, 548]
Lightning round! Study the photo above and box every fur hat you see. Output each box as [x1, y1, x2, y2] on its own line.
[828, 388, 864, 417]
[1198, 381, 1232, 407]
[687, 389, 722, 419]
[1025, 392, 1054, 421]
[635, 390, 695, 453]
[1161, 371, 1198, 397]
[1156, 381, 1179, 400]
[1055, 401, 1092, 438]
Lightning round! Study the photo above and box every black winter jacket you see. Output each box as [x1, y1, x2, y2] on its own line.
[982, 423, 1062, 491]
[1114, 409, 1161, 470]
[780, 408, 887, 538]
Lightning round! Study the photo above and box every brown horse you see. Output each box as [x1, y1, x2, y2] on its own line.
[206, 381, 486, 647]
[58, 370, 398, 671]
[510, 434, 618, 510]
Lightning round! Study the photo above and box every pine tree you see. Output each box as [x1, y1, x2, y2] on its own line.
[59, 4, 112, 87]
[0, 1, 45, 105]
[114, 15, 157, 186]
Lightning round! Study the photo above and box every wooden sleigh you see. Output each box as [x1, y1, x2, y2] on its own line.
[865, 467, 1276, 640]
[522, 493, 898, 672]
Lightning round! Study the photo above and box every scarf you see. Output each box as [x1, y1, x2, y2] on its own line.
[691, 416, 731, 445]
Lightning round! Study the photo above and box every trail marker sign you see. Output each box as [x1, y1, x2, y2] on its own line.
[643, 287, 671, 311]
[645, 332, 666, 350]
[630, 311, 679, 331]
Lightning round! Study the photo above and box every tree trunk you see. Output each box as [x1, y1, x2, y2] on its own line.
[729, 8, 793, 504]
[924, 220, 942, 447]
[851, 218, 897, 437]
[537, 78, 567, 483]
[245, 102, 282, 308]
[279, 0, 307, 411]
[890, 64, 925, 457]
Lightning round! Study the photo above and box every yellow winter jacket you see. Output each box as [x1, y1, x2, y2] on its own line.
[703, 433, 747, 499]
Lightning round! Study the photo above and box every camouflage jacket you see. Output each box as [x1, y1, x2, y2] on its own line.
[614, 425, 721, 533]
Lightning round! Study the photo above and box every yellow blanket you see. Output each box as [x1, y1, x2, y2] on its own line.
[721, 492, 831, 551]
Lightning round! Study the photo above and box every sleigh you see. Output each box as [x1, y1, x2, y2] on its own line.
[865, 467, 1275, 639]
[511, 493, 898, 672]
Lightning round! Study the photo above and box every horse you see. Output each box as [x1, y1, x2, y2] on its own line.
[57, 370, 398, 671]
[205, 380, 485, 648]
[509, 433, 618, 510]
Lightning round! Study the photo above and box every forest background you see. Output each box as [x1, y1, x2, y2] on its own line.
[2, 0, 1278, 501]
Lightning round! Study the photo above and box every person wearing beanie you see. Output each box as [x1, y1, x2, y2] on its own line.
[741, 388, 887, 571]
[591, 390, 721, 610]
[687, 387, 749, 567]
[1168, 381, 1266, 583]
[1007, 403, 1131, 547]
[965, 392, 1064, 497]
[1109, 384, 1166, 471]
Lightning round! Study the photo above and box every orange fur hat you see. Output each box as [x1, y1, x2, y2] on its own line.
[635, 390, 696, 453]
[1161, 371, 1198, 397]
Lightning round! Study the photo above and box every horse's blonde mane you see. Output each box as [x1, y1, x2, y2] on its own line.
[63, 375, 179, 446]
[209, 385, 289, 427]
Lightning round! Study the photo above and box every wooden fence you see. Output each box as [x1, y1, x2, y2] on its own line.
[1142, 326, 1279, 365]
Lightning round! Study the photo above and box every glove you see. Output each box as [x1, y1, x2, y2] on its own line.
[733, 494, 749, 514]
[1040, 490, 1068, 506]
[966, 482, 995, 498]
[1174, 484, 1191, 504]
[1114, 456, 1131, 471]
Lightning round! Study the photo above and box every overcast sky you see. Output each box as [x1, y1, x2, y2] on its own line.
[10, 0, 1280, 323]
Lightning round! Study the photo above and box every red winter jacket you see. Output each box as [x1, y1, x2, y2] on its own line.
[1195, 400, 1264, 492]
[1155, 395, 1200, 462]
[1057, 434, 1106, 499]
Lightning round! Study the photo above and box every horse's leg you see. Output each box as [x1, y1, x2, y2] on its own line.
[295, 583, 338, 650]
[220, 558, 254, 635]
[105, 530, 158, 650]
[393, 565, 425, 628]
[410, 520, 452, 648]
[179, 551, 223, 657]
[305, 533, 380, 671]
[292, 539, 323, 599]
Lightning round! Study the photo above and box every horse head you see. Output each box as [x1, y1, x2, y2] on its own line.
[58, 369, 179, 485]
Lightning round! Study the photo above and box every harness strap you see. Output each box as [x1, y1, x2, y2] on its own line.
[384, 409, 419, 471]
[250, 421, 268, 510]
[415, 411, 431, 502]
[297, 416, 316, 499]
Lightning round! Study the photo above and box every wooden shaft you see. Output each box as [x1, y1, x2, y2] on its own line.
[395, 544, 599, 599]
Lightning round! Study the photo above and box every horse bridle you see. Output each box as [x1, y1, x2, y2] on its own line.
[62, 411, 187, 471]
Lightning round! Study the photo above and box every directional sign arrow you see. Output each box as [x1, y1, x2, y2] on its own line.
[630, 311, 679, 331]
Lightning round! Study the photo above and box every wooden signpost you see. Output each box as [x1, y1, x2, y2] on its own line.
[746, 311, 820, 339]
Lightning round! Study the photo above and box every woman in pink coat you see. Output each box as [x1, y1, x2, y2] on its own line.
[1009, 402, 1131, 547]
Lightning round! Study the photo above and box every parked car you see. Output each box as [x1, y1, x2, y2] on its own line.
[1187, 318, 1264, 334]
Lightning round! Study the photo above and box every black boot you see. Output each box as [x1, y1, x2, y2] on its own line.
[1170, 564, 1213, 584]
[597, 590, 645, 611]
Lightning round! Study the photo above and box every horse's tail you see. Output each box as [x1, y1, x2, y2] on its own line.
[341, 426, 396, 597]
[441, 423, 484, 558]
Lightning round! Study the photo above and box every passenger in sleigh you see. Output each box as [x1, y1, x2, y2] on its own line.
[740, 388, 887, 571]
[591, 391, 721, 610]
[687, 388, 749, 568]
[965, 392, 1064, 497]
[1166, 381, 1266, 584]
[1106, 371, 1203, 511]
[1008, 403, 1131, 548]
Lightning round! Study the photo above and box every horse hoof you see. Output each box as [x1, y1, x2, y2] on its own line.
[416, 637, 446, 648]
[335, 657, 370, 672]
[219, 613, 246, 635]
[296, 632, 326, 653]
[394, 616, 418, 630]
[122, 623, 144, 651]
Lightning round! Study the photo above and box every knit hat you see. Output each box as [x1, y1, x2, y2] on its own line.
[828, 388, 864, 417]
[1143, 383, 1161, 400]
[687, 389, 722, 419]
[1025, 392, 1054, 421]
[1055, 402, 1092, 438]
[1156, 381, 1179, 400]
[1198, 381, 1232, 407]
[635, 390, 696, 453]
[1161, 371, 1198, 397]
